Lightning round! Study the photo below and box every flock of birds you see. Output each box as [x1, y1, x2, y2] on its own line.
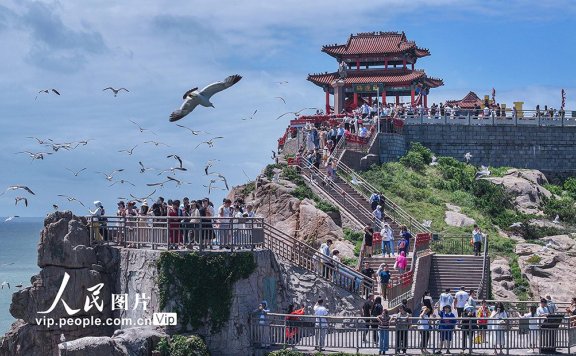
[2, 75, 251, 219]
[2, 74, 307, 221]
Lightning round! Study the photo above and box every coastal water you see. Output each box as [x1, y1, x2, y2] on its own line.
[0, 217, 42, 335]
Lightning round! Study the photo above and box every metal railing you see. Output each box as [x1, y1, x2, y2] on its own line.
[252, 313, 576, 354]
[394, 109, 576, 127]
[429, 235, 483, 255]
[478, 235, 490, 299]
[335, 161, 431, 234]
[89, 216, 265, 250]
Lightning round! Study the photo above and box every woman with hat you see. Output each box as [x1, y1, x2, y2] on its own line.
[435, 304, 456, 354]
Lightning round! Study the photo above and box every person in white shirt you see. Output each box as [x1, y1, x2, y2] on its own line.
[314, 299, 329, 351]
[439, 288, 454, 311]
[372, 206, 382, 229]
[454, 286, 470, 317]
[523, 305, 539, 353]
[380, 223, 394, 257]
[316, 240, 333, 278]
[536, 298, 551, 317]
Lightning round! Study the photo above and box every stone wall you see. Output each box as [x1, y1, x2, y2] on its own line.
[394, 125, 576, 177]
[410, 253, 433, 312]
[378, 133, 407, 164]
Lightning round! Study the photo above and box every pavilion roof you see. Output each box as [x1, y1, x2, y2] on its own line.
[322, 31, 431, 58]
[307, 68, 443, 88]
[445, 91, 483, 109]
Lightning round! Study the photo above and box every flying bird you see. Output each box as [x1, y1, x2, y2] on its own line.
[144, 140, 170, 147]
[464, 152, 472, 163]
[157, 167, 187, 175]
[509, 222, 523, 228]
[66, 167, 87, 176]
[167, 154, 183, 168]
[35, 89, 60, 100]
[97, 169, 124, 181]
[275, 107, 318, 120]
[109, 179, 136, 187]
[175, 124, 209, 135]
[210, 173, 229, 190]
[195, 137, 224, 149]
[169, 74, 242, 122]
[129, 120, 156, 135]
[15, 284, 23, 289]
[204, 159, 220, 175]
[138, 161, 154, 174]
[274, 96, 286, 104]
[26, 137, 51, 145]
[57, 194, 86, 207]
[274, 81, 289, 85]
[118, 145, 138, 155]
[103, 87, 129, 97]
[203, 180, 226, 194]
[1, 185, 35, 196]
[360, 153, 377, 163]
[129, 189, 157, 203]
[4, 216, 19, 222]
[14, 197, 28, 207]
[422, 220, 432, 228]
[242, 109, 258, 120]
[474, 165, 491, 180]
[429, 156, 438, 166]
[1, 281, 9, 289]
[16, 151, 53, 160]
[53, 204, 59, 211]
[552, 215, 560, 224]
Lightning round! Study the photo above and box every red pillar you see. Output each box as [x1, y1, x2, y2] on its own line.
[396, 95, 400, 105]
[424, 94, 428, 108]
[356, 60, 360, 70]
[411, 88, 415, 107]
[353, 93, 358, 108]
[411, 63, 414, 70]
[403, 59, 406, 69]
[385, 60, 388, 69]
[382, 90, 386, 106]
[325, 89, 330, 114]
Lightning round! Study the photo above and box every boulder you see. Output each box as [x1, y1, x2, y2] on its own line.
[444, 211, 475, 227]
[490, 258, 518, 301]
[485, 169, 551, 215]
[515, 234, 576, 302]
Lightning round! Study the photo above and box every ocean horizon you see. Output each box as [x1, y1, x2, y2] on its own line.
[0, 217, 43, 335]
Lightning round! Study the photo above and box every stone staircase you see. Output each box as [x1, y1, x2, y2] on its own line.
[364, 255, 413, 280]
[428, 254, 489, 299]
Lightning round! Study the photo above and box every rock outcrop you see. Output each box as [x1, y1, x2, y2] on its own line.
[490, 258, 518, 301]
[444, 211, 476, 227]
[515, 234, 576, 302]
[485, 169, 552, 215]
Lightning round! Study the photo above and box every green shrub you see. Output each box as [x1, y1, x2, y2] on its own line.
[156, 335, 210, 356]
[400, 150, 426, 171]
[290, 185, 315, 200]
[527, 255, 542, 264]
[543, 183, 563, 196]
[543, 196, 576, 224]
[408, 142, 433, 164]
[315, 201, 339, 213]
[239, 182, 255, 196]
[563, 177, 576, 198]
[343, 227, 363, 242]
[264, 163, 285, 179]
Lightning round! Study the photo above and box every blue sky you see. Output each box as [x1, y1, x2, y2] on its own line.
[0, 0, 574, 217]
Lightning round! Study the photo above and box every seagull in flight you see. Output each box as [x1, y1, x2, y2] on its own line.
[169, 74, 242, 122]
[464, 152, 472, 163]
[429, 155, 438, 166]
[144, 140, 170, 147]
[1, 185, 35, 196]
[274, 96, 286, 104]
[66, 167, 87, 176]
[422, 220, 432, 228]
[175, 124, 209, 135]
[53, 204, 59, 211]
[16, 151, 53, 160]
[14, 197, 28, 207]
[97, 169, 124, 181]
[203, 180, 226, 194]
[129, 189, 157, 203]
[509, 222, 523, 228]
[138, 161, 155, 174]
[204, 159, 220, 175]
[35, 88, 60, 100]
[157, 167, 187, 175]
[167, 154, 183, 168]
[552, 214, 560, 224]
[103, 87, 129, 97]
[474, 165, 491, 180]
[4, 216, 19, 222]
[242, 109, 258, 120]
[109, 179, 136, 187]
[210, 173, 229, 190]
[275, 107, 318, 120]
[274, 81, 289, 85]
[57, 194, 86, 207]
[147, 177, 182, 187]
[271, 150, 277, 160]
[195, 137, 224, 149]
[1, 281, 9, 289]
[26, 137, 51, 145]
[129, 120, 156, 135]
[118, 145, 138, 155]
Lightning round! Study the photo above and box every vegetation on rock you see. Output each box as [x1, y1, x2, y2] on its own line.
[157, 252, 256, 333]
[155, 334, 210, 356]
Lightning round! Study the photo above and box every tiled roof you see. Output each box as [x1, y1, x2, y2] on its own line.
[446, 91, 483, 108]
[307, 69, 443, 88]
[322, 31, 430, 58]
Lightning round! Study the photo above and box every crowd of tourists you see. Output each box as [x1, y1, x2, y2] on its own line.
[89, 196, 256, 249]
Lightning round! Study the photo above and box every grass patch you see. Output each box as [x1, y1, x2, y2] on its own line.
[527, 254, 542, 264]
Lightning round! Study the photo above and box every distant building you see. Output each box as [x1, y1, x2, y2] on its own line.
[445, 91, 483, 109]
[307, 31, 443, 114]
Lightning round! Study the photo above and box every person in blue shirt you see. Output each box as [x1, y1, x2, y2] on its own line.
[436, 305, 456, 354]
[253, 301, 270, 348]
[472, 224, 483, 256]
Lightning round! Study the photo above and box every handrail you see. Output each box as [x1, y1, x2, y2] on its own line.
[263, 222, 375, 297]
[336, 160, 431, 234]
[477, 234, 490, 298]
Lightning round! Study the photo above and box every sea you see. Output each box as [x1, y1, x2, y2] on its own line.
[0, 217, 42, 335]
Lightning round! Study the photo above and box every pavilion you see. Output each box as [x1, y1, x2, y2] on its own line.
[307, 31, 444, 114]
